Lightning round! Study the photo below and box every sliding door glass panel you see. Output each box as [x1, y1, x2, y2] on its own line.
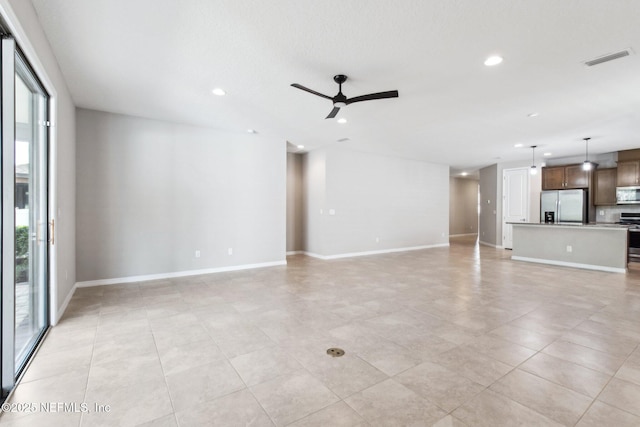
[13, 52, 48, 373]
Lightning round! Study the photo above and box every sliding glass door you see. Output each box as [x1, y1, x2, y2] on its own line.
[1, 37, 49, 396]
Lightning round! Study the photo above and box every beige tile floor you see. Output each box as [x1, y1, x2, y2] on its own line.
[2, 235, 640, 426]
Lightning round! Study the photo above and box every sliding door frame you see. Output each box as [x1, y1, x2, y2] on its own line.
[1, 36, 16, 394]
[0, 36, 50, 397]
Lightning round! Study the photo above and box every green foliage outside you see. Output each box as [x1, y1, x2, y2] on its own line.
[16, 225, 29, 256]
[16, 225, 29, 282]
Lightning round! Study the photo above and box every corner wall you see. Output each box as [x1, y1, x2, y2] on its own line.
[305, 146, 449, 258]
[286, 153, 304, 253]
[76, 109, 286, 283]
[479, 164, 498, 246]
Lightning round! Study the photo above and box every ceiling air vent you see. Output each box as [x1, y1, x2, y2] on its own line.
[584, 49, 631, 67]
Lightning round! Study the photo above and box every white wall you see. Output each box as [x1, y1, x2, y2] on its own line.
[449, 177, 479, 235]
[76, 109, 286, 283]
[1, 0, 76, 323]
[305, 146, 449, 258]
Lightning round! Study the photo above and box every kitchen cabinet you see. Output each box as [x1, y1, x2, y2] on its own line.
[541, 165, 591, 190]
[542, 166, 565, 190]
[617, 160, 640, 186]
[594, 168, 617, 205]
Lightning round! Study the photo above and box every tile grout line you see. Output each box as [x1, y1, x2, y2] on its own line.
[572, 341, 640, 426]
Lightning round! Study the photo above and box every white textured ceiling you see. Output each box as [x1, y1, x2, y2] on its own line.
[30, 0, 640, 174]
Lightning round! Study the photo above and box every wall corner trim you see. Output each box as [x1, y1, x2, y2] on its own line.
[479, 241, 504, 249]
[52, 282, 78, 326]
[74, 260, 287, 288]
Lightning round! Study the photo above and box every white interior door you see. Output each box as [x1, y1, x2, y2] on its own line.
[502, 168, 529, 249]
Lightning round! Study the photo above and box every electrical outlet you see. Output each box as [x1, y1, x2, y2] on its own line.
[566, 245, 572, 253]
[329, 209, 336, 215]
[599, 210, 604, 216]
[375, 237, 379, 243]
[195, 250, 200, 258]
[228, 248, 233, 255]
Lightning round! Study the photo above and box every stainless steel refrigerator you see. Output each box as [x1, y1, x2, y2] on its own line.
[540, 189, 588, 224]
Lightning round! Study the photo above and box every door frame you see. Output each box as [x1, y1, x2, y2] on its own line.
[0, 36, 52, 397]
[502, 167, 530, 249]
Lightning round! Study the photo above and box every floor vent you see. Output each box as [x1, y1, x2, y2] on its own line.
[326, 347, 345, 357]
[584, 49, 631, 67]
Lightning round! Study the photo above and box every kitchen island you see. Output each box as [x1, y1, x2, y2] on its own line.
[510, 223, 628, 273]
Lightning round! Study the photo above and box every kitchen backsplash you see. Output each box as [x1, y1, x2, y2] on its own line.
[596, 205, 640, 223]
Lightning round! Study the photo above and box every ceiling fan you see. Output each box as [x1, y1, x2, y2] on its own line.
[291, 74, 399, 119]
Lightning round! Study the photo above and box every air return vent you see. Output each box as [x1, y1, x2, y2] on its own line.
[584, 49, 631, 67]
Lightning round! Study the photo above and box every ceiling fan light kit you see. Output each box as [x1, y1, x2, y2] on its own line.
[291, 74, 398, 119]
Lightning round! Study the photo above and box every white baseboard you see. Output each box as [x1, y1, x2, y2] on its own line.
[449, 233, 478, 237]
[52, 282, 78, 326]
[479, 240, 504, 249]
[511, 256, 627, 274]
[75, 260, 287, 288]
[286, 251, 304, 256]
[302, 243, 450, 260]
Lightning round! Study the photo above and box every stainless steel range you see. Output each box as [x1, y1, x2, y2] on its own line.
[620, 213, 640, 263]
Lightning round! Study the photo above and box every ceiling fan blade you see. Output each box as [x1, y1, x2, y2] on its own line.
[291, 83, 333, 100]
[346, 90, 399, 105]
[325, 106, 340, 119]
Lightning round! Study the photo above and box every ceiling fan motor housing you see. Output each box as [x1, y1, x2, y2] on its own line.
[333, 74, 348, 84]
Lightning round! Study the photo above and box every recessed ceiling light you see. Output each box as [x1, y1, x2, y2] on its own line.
[514, 143, 523, 148]
[544, 152, 552, 156]
[461, 172, 468, 176]
[484, 55, 503, 66]
[212, 88, 226, 96]
[297, 145, 304, 149]
[528, 112, 539, 118]
[247, 129, 257, 134]
[337, 118, 347, 124]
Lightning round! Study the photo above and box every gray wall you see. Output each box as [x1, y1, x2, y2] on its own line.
[302, 149, 327, 255]
[286, 153, 304, 252]
[305, 146, 449, 257]
[3, 0, 77, 322]
[449, 177, 478, 235]
[76, 109, 286, 282]
[512, 225, 627, 271]
[479, 164, 498, 246]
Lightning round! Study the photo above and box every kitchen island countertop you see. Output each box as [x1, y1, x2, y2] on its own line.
[507, 222, 630, 230]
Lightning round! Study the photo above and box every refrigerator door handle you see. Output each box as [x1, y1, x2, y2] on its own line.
[556, 199, 560, 223]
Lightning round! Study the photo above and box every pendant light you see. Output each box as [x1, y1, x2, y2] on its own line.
[530, 145, 538, 175]
[582, 137, 592, 171]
